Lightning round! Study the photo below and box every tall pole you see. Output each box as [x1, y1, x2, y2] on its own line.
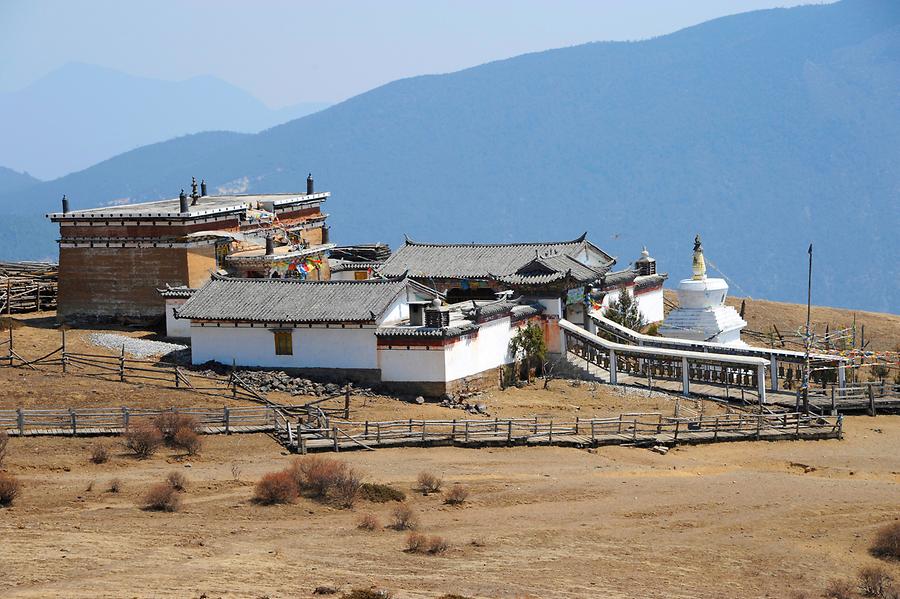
[803, 244, 812, 414]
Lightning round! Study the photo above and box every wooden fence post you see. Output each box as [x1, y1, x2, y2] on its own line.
[122, 407, 129, 432]
[507, 420, 513, 443]
[364, 421, 369, 439]
[868, 384, 876, 417]
[119, 345, 125, 382]
[70, 408, 77, 436]
[548, 420, 553, 444]
[174, 364, 180, 388]
[299, 434, 307, 455]
[61, 327, 67, 373]
[344, 385, 351, 419]
[713, 416, 719, 441]
[333, 426, 339, 452]
[574, 417, 580, 435]
[632, 418, 638, 442]
[376, 423, 381, 444]
[464, 421, 470, 443]
[830, 386, 836, 415]
[421, 421, 427, 442]
[756, 414, 762, 440]
[223, 407, 230, 434]
[673, 420, 679, 444]
[17, 407, 24, 435]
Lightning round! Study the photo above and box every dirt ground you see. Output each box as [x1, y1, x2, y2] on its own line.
[1, 416, 898, 599]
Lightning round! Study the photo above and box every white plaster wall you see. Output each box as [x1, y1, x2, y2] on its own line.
[165, 299, 190, 338]
[635, 287, 665, 323]
[533, 297, 563, 318]
[444, 317, 515, 381]
[190, 325, 378, 369]
[379, 347, 446, 382]
[330, 271, 358, 281]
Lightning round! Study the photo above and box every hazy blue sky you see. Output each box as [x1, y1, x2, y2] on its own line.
[2, 1, 833, 107]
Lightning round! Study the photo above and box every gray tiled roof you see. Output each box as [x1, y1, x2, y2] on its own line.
[157, 285, 196, 299]
[176, 275, 434, 323]
[492, 253, 606, 286]
[377, 233, 614, 280]
[329, 260, 383, 273]
[602, 269, 638, 288]
[375, 322, 479, 339]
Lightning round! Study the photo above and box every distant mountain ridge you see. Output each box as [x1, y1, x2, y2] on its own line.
[0, 167, 40, 195]
[1, 0, 897, 313]
[0, 62, 330, 179]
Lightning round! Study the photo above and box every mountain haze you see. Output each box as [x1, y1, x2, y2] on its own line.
[0, 63, 329, 179]
[0, 167, 40, 195]
[1, 0, 897, 312]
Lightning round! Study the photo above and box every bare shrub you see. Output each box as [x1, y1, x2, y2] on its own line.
[859, 565, 893, 597]
[173, 427, 202, 456]
[0, 429, 8, 467]
[426, 535, 449, 555]
[253, 470, 299, 505]
[340, 590, 394, 599]
[143, 482, 182, 512]
[153, 413, 199, 444]
[332, 467, 363, 509]
[390, 503, 419, 530]
[0, 472, 21, 507]
[443, 484, 469, 505]
[230, 463, 242, 481]
[872, 522, 900, 561]
[89, 442, 109, 464]
[357, 512, 381, 531]
[404, 532, 428, 553]
[824, 578, 857, 599]
[166, 471, 187, 492]
[107, 478, 122, 493]
[416, 471, 443, 494]
[359, 482, 405, 503]
[124, 423, 162, 458]
[291, 456, 346, 498]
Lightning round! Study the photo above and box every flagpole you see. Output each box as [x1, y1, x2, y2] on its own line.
[803, 243, 812, 414]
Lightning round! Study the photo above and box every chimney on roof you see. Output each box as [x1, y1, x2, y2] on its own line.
[321, 226, 330, 244]
[61, 195, 69, 214]
[265, 236, 275, 256]
[190, 176, 200, 205]
[179, 189, 189, 213]
[200, 179, 207, 196]
[307, 173, 314, 194]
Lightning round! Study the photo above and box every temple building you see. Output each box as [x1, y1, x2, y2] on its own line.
[659, 235, 747, 346]
[46, 175, 331, 322]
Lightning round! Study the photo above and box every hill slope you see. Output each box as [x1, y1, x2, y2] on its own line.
[2, 0, 897, 312]
[0, 167, 40, 195]
[0, 63, 329, 179]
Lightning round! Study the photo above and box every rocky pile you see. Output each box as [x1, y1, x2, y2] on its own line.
[233, 369, 378, 398]
[438, 391, 489, 415]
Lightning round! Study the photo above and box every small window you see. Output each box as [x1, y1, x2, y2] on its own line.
[354, 270, 368, 280]
[273, 330, 293, 355]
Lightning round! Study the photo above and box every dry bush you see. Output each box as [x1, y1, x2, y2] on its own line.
[416, 471, 443, 494]
[359, 482, 405, 503]
[426, 535, 449, 555]
[89, 442, 109, 464]
[153, 413, 199, 444]
[404, 532, 428, 553]
[340, 590, 393, 599]
[230, 463, 242, 481]
[824, 578, 858, 599]
[0, 472, 21, 507]
[143, 482, 182, 512]
[332, 467, 363, 509]
[107, 478, 122, 493]
[872, 522, 900, 561]
[291, 456, 346, 498]
[859, 565, 893, 597]
[443, 484, 469, 505]
[166, 471, 187, 492]
[173, 427, 202, 456]
[390, 503, 419, 530]
[357, 512, 381, 531]
[0, 429, 8, 467]
[124, 423, 163, 458]
[253, 470, 299, 505]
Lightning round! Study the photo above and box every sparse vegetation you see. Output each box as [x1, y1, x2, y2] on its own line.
[166, 471, 187, 492]
[89, 442, 109, 464]
[443, 484, 469, 505]
[824, 578, 857, 599]
[0, 472, 21, 506]
[357, 512, 381, 531]
[404, 532, 428, 553]
[858, 565, 894, 597]
[172, 426, 202, 456]
[230, 462, 242, 481]
[426, 535, 449, 554]
[152, 412, 199, 444]
[142, 482, 182, 512]
[359, 482, 405, 503]
[253, 470, 299, 505]
[416, 470, 443, 494]
[508, 322, 548, 382]
[390, 503, 419, 530]
[124, 423, 163, 458]
[107, 478, 122, 493]
[871, 522, 900, 561]
[340, 590, 393, 599]
[331, 467, 363, 508]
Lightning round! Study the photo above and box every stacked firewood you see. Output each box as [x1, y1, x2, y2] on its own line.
[0, 261, 58, 313]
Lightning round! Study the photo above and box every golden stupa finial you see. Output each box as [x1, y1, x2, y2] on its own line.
[691, 234, 706, 280]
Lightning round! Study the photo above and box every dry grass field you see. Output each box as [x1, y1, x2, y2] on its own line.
[1, 301, 898, 598]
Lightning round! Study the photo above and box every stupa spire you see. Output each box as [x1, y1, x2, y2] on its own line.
[691, 234, 707, 281]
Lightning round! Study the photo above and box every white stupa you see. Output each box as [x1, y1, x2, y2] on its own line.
[659, 235, 747, 347]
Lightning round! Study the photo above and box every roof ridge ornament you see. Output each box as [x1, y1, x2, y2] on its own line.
[692, 234, 707, 281]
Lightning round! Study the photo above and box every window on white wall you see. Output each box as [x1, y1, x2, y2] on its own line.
[273, 330, 293, 355]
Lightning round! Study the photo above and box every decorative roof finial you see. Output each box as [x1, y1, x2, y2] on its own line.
[691, 234, 706, 280]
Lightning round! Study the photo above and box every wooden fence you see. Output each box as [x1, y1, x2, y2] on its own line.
[278, 412, 842, 453]
[0, 405, 278, 437]
[0, 261, 57, 313]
